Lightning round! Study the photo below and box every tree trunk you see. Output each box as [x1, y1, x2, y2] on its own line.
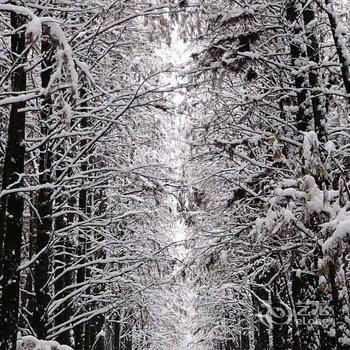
[328, 255, 350, 350]
[291, 270, 301, 350]
[252, 284, 269, 350]
[114, 313, 121, 350]
[20, 199, 36, 331]
[240, 315, 250, 350]
[54, 235, 73, 346]
[33, 38, 54, 340]
[90, 315, 105, 350]
[324, 0, 350, 97]
[302, 1, 327, 142]
[272, 282, 290, 350]
[0, 10, 27, 350]
[53, 141, 74, 345]
[75, 88, 89, 350]
[123, 325, 133, 350]
[292, 258, 319, 350]
[286, 0, 310, 133]
[226, 337, 235, 350]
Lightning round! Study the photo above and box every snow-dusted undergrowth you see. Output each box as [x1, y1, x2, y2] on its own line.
[17, 336, 72, 350]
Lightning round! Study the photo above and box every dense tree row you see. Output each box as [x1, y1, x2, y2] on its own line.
[0, 1, 178, 349]
[186, 0, 350, 349]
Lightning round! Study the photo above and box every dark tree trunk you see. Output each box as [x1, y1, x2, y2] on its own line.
[324, 0, 350, 97]
[84, 317, 92, 350]
[123, 325, 133, 350]
[272, 282, 290, 350]
[226, 337, 235, 350]
[0, 11, 27, 350]
[328, 255, 350, 350]
[291, 274, 301, 350]
[0, 191, 8, 277]
[90, 315, 105, 350]
[74, 88, 89, 350]
[20, 200, 36, 330]
[74, 244, 86, 350]
[292, 258, 319, 350]
[240, 315, 250, 350]
[286, 0, 310, 133]
[54, 235, 73, 346]
[302, 1, 327, 142]
[311, 247, 336, 350]
[114, 313, 121, 350]
[33, 38, 55, 340]
[252, 284, 269, 350]
[53, 142, 74, 345]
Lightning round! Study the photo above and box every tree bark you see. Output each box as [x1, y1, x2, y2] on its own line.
[74, 88, 89, 350]
[292, 258, 319, 350]
[324, 0, 350, 97]
[33, 37, 55, 340]
[52, 140, 74, 345]
[328, 255, 350, 350]
[0, 10, 27, 350]
[286, 0, 310, 133]
[302, 1, 327, 142]
[252, 284, 269, 350]
[240, 314, 250, 350]
[114, 313, 121, 350]
[272, 282, 290, 350]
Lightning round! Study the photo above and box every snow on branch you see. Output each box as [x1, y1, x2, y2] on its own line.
[0, 3, 88, 103]
[323, 217, 350, 252]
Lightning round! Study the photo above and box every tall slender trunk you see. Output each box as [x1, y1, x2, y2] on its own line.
[114, 313, 121, 350]
[292, 258, 319, 350]
[312, 247, 337, 350]
[54, 234, 74, 346]
[272, 282, 290, 350]
[52, 138, 74, 345]
[291, 270, 301, 350]
[328, 255, 350, 350]
[252, 283, 269, 350]
[302, 1, 327, 142]
[74, 205, 87, 350]
[20, 197, 37, 330]
[226, 337, 235, 350]
[74, 88, 89, 350]
[122, 322, 133, 350]
[324, 0, 350, 97]
[240, 314, 250, 350]
[0, 11, 27, 350]
[287, 0, 310, 132]
[90, 315, 105, 350]
[33, 38, 54, 340]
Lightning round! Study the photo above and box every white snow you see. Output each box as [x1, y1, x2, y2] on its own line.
[17, 336, 73, 350]
[324, 140, 336, 154]
[141, 25, 211, 350]
[25, 17, 42, 42]
[323, 218, 350, 252]
[302, 131, 319, 170]
[319, 275, 327, 285]
[302, 175, 324, 214]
